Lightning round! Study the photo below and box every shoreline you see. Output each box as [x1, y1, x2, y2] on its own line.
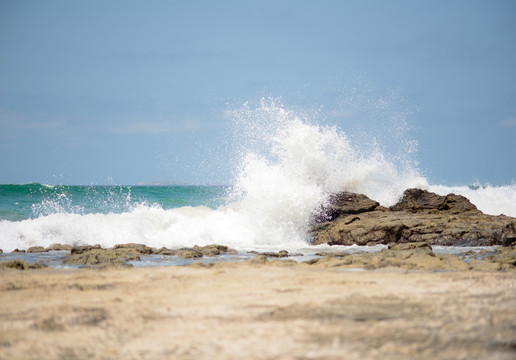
[1, 263, 515, 359]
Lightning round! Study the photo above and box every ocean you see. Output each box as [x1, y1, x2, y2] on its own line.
[1, 100, 515, 254]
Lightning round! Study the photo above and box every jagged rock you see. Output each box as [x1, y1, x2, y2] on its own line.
[390, 188, 478, 213]
[312, 189, 516, 246]
[0, 260, 48, 270]
[27, 246, 47, 253]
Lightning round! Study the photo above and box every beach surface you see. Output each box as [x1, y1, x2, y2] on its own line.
[1, 263, 515, 360]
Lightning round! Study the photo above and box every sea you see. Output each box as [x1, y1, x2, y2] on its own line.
[1, 100, 515, 264]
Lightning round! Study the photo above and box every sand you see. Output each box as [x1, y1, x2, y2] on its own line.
[0, 263, 515, 360]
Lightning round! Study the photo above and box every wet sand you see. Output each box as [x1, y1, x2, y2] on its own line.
[1, 263, 515, 360]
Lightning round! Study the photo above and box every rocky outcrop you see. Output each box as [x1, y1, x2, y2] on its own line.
[311, 189, 516, 246]
[63, 243, 238, 268]
[304, 242, 516, 271]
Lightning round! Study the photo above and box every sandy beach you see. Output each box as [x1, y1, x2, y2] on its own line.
[1, 262, 515, 360]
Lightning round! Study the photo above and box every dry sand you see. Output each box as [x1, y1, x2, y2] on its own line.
[1, 263, 515, 360]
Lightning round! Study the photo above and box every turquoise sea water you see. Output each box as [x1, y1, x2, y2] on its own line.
[0, 183, 229, 221]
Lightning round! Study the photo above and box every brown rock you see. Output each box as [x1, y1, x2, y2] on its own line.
[317, 192, 380, 222]
[176, 249, 203, 259]
[305, 242, 470, 271]
[27, 246, 47, 253]
[0, 260, 48, 270]
[64, 247, 142, 267]
[154, 245, 238, 257]
[259, 250, 290, 258]
[113, 243, 155, 254]
[312, 189, 516, 247]
[194, 244, 238, 257]
[390, 188, 478, 213]
[46, 244, 73, 251]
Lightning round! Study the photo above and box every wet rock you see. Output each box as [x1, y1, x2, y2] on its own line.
[486, 247, 516, 267]
[154, 244, 238, 258]
[305, 242, 470, 271]
[312, 189, 516, 247]
[0, 260, 48, 270]
[155, 247, 177, 256]
[12, 249, 26, 253]
[113, 243, 155, 254]
[317, 192, 381, 222]
[194, 244, 238, 257]
[176, 249, 203, 259]
[27, 246, 47, 253]
[65, 247, 143, 267]
[260, 250, 290, 258]
[46, 243, 73, 251]
[71, 245, 101, 255]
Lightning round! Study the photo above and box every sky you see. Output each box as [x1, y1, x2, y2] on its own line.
[0, 0, 515, 186]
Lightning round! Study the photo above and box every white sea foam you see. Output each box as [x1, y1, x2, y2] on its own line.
[0, 99, 514, 252]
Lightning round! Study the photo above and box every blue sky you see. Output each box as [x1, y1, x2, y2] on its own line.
[1, 0, 515, 185]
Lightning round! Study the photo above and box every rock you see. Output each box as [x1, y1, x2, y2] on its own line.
[0, 260, 48, 270]
[64, 246, 146, 267]
[304, 242, 470, 271]
[176, 249, 203, 259]
[316, 192, 381, 222]
[27, 246, 47, 253]
[259, 250, 290, 258]
[155, 247, 177, 256]
[0, 249, 2, 254]
[390, 188, 478, 213]
[154, 244, 238, 258]
[194, 244, 238, 257]
[46, 244, 73, 251]
[501, 222, 516, 246]
[12, 249, 26, 253]
[113, 243, 155, 254]
[486, 247, 516, 267]
[312, 189, 516, 246]
[71, 245, 101, 255]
